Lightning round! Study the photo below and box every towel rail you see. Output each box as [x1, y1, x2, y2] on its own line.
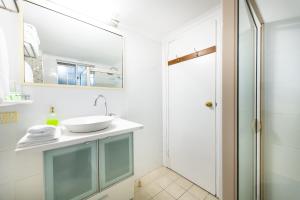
[168, 46, 216, 66]
[24, 41, 37, 58]
[0, 0, 19, 13]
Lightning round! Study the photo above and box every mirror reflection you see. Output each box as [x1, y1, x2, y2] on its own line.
[23, 1, 124, 88]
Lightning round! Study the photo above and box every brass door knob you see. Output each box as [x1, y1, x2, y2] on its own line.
[205, 101, 213, 108]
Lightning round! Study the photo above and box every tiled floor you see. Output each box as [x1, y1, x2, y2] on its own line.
[134, 167, 218, 200]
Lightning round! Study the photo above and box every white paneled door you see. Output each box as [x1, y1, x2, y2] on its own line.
[168, 53, 216, 194]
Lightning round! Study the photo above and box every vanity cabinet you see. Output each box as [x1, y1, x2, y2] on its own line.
[44, 133, 133, 200]
[99, 133, 133, 190]
[44, 141, 98, 200]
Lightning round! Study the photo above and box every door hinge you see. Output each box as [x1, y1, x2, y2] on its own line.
[256, 119, 262, 132]
[252, 119, 262, 133]
[253, 119, 262, 133]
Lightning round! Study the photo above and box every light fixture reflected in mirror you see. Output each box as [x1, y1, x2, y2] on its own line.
[47, 0, 120, 27]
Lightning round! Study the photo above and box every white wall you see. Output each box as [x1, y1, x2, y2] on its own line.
[0, 10, 20, 83]
[0, 8, 162, 200]
[124, 31, 163, 177]
[42, 54, 57, 84]
[263, 18, 300, 200]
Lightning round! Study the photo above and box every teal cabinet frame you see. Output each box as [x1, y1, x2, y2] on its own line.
[99, 133, 134, 190]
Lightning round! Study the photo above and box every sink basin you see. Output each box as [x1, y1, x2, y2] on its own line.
[62, 115, 114, 133]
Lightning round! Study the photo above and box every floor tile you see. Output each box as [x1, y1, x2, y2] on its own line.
[144, 183, 163, 197]
[134, 185, 143, 194]
[205, 194, 218, 200]
[140, 172, 157, 186]
[153, 167, 169, 176]
[134, 181, 142, 193]
[134, 190, 152, 200]
[155, 175, 173, 189]
[166, 169, 180, 181]
[135, 166, 216, 200]
[153, 191, 175, 200]
[165, 182, 186, 199]
[179, 192, 199, 200]
[176, 177, 193, 190]
[188, 185, 208, 200]
[140, 167, 168, 187]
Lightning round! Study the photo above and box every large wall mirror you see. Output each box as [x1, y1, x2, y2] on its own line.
[22, 0, 124, 88]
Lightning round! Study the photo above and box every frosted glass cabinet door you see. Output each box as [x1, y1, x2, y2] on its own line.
[44, 141, 98, 200]
[99, 133, 133, 190]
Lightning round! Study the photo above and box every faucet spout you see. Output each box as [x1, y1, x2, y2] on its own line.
[94, 94, 108, 116]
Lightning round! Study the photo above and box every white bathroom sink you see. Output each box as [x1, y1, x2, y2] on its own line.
[62, 115, 114, 133]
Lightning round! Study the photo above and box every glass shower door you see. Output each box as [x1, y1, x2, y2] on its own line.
[262, 16, 300, 200]
[238, 0, 259, 199]
[238, 1, 300, 200]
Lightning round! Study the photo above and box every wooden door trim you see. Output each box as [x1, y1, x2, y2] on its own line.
[168, 46, 216, 66]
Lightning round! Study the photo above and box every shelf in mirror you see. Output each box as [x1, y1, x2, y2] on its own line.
[0, 100, 33, 107]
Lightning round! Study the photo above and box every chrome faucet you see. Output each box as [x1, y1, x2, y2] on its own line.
[94, 94, 108, 116]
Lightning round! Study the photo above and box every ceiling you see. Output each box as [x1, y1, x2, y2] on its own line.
[48, 0, 220, 40]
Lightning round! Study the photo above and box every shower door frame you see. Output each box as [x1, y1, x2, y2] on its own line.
[249, 1, 263, 199]
[237, 0, 264, 200]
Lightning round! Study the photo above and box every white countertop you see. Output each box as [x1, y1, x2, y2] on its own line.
[15, 118, 143, 152]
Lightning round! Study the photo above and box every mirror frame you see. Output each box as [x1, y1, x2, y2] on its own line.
[20, 0, 125, 90]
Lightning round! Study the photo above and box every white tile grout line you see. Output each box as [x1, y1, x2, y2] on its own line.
[134, 167, 219, 200]
[139, 172, 186, 199]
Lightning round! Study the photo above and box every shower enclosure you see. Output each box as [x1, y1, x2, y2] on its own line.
[238, 0, 300, 199]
